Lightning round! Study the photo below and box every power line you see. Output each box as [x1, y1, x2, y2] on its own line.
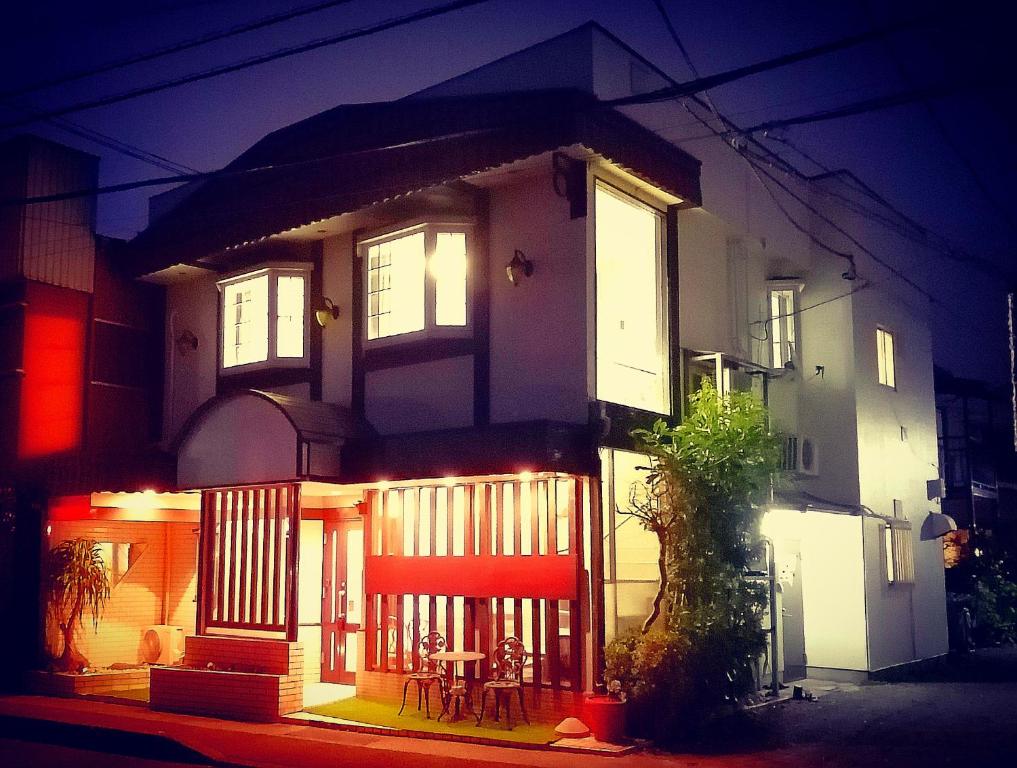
[760, 132, 1014, 281]
[859, 0, 1017, 237]
[734, 79, 998, 136]
[0, 0, 492, 131]
[604, 14, 935, 108]
[0, 126, 498, 207]
[0, 0, 361, 102]
[46, 116, 200, 175]
[643, 5, 987, 317]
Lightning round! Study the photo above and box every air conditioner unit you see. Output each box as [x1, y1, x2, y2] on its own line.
[143, 625, 185, 666]
[798, 436, 819, 476]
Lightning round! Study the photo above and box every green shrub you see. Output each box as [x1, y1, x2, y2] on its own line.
[605, 382, 781, 743]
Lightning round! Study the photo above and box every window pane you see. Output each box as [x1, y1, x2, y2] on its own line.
[276, 275, 305, 358]
[770, 290, 796, 367]
[877, 328, 895, 387]
[367, 232, 425, 339]
[595, 185, 665, 412]
[433, 231, 467, 326]
[222, 274, 268, 367]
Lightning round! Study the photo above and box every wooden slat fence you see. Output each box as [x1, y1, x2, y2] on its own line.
[197, 483, 302, 640]
[363, 476, 587, 699]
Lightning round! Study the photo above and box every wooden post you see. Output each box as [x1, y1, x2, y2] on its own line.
[195, 491, 212, 635]
[285, 484, 302, 643]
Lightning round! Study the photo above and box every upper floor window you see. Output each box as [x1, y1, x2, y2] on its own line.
[595, 182, 668, 413]
[362, 223, 470, 342]
[876, 327, 896, 388]
[768, 285, 799, 369]
[218, 266, 309, 371]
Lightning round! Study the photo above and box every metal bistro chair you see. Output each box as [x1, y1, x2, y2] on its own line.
[398, 631, 447, 719]
[476, 636, 530, 729]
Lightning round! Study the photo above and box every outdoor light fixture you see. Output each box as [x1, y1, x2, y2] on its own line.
[175, 329, 198, 355]
[315, 297, 340, 327]
[921, 511, 958, 540]
[506, 249, 534, 286]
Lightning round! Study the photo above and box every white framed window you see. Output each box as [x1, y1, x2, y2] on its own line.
[218, 265, 310, 371]
[877, 327, 896, 388]
[884, 522, 914, 585]
[594, 182, 668, 414]
[768, 283, 801, 369]
[361, 223, 472, 343]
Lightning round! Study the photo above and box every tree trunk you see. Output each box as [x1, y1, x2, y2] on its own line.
[55, 592, 89, 672]
[641, 535, 668, 634]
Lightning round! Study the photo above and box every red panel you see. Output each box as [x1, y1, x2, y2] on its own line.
[18, 282, 87, 459]
[46, 495, 91, 521]
[365, 554, 579, 600]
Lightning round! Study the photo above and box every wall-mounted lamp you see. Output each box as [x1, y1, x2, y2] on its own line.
[506, 249, 534, 286]
[315, 297, 340, 328]
[175, 330, 198, 355]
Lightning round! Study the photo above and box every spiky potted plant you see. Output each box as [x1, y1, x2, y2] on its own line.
[45, 538, 110, 673]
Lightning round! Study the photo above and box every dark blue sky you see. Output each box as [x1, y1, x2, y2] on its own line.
[2, 0, 1013, 385]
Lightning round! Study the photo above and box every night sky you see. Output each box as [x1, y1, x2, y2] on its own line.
[2, 0, 1013, 387]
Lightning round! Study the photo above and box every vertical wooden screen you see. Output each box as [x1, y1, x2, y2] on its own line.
[362, 475, 589, 700]
[197, 483, 301, 640]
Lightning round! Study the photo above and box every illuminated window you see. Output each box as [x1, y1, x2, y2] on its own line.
[362, 224, 471, 342]
[218, 267, 309, 371]
[877, 327, 895, 388]
[884, 522, 914, 584]
[769, 288, 797, 368]
[595, 183, 668, 413]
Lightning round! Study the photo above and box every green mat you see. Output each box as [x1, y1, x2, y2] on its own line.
[305, 696, 557, 745]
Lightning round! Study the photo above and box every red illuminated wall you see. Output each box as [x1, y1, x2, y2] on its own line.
[17, 282, 88, 460]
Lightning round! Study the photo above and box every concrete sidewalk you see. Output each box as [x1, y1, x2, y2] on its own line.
[0, 695, 798, 768]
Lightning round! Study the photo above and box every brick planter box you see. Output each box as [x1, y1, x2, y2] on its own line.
[27, 667, 150, 697]
[150, 635, 302, 722]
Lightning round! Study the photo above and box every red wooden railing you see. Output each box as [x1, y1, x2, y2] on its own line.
[197, 483, 301, 641]
[362, 476, 588, 698]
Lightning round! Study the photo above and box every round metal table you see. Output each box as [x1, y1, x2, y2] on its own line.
[430, 650, 485, 722]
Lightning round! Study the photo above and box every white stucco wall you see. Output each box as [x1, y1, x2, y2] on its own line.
[488, 168, 589, 424]
[364, 355, 474, 435]
[163, 273, 218, 443]
[321, 232, 354, 407]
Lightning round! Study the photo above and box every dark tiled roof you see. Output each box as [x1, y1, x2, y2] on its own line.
[123, 89, 701, 275]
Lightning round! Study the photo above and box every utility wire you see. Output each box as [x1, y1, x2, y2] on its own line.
[761, 132, 1013, 281]
[0, 0, 491, 131]
[46, 116, 200, 175]
[734, 79, 1000, 136]
[0, 127, 498, 207]
[859, 0, 1017, 237]
[645, 6, 974, 317]
[604, 14, 935, 108]
[0, 0, 361, 101]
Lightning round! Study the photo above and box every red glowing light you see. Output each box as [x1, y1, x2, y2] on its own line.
[17, 284, 87, 460]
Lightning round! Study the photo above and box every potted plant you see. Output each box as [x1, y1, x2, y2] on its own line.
[583, 678, 628, 743]
[45, 538, 110, 673]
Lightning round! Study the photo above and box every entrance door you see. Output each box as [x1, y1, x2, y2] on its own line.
[780, 539, 807, 681]
[321, 514, 364, 684]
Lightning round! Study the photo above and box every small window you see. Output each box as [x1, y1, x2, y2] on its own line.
[769, 288, 797, 368]
[885, 522, 914, 584]
[877, 327, 896, 388]
[362, 224, 471, 342]
[218, 266, 310, 371]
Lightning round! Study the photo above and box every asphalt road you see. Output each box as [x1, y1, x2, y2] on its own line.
[688, 647, 1017, 766]
[0, 738, 215, 767]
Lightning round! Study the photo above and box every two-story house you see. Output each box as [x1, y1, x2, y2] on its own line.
[24, 22, 951, 722]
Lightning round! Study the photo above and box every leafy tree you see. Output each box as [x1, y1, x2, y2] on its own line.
[606, 382, 783, 742]
[45, 538, 110, 672]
